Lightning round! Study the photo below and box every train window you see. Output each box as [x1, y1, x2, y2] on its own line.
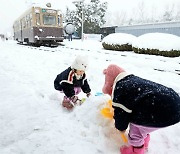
[36, 13, 40, 26]
[43, 15, 56, 25]
[58, 15, 60, 26]
[26, 15, 29, 28]
[29, 13, 32, 27]
[58, 15, 62, 26]
[22, 17, 26, 28]
[18, 21, 20, 30]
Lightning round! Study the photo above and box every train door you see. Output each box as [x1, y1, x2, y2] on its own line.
[36, 13, 41, 26]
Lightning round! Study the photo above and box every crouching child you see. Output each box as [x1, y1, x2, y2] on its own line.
[102, 64, 180, 154]
[54, 55, 91, 109]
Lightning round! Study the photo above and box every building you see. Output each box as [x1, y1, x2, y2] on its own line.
[100, 26, 118, 38]
[115, 21, 180, 37]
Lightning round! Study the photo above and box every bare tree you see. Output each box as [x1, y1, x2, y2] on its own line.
[136, 2, 146, 23]
[104, 12, 114, 26]
[161, 4, 175, 22]
[104, 11, 127, 26]
[113, 11, 127, 26]
[149, 5, 157, 23]
[174, 4, 180, 21]
[104, 1, 180, 27]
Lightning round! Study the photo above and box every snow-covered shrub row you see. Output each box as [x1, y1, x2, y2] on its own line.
[102, 33, 136, 51]
[102, 32, 180, 57]
[132, 33, 180, 57]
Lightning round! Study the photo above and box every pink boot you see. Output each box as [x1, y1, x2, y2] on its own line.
[120, 145, 145, 154]
[144, 134, 150, 149]
[62, 96, 74, 109]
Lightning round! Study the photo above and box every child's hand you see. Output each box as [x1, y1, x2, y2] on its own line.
[120, 130, 126, 133]
[86, 92, 91, 97]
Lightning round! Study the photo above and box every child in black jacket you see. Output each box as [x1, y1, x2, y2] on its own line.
[102, 64, 180, 154]
[54, 55, 91, 109]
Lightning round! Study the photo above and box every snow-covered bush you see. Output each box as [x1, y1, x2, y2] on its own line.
[102, 33, 136, 51]
[132, 33, 180, 57]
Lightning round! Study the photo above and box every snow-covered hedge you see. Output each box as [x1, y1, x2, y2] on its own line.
[102, 33, 136, 51]
[132, 33, 180, 57]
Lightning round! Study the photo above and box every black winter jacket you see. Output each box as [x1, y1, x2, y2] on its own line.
[54, 67, 91, 97]
[112, 73, 180, 131]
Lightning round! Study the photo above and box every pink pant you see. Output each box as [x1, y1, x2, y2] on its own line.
[61, 87, 81, 97]
[128, 123, 159, 147]
[74, 87, 81, 95]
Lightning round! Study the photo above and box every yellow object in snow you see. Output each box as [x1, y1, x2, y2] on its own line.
[120, 132, 128, 143]
[100, 107, 113, 119]
[100, 99, 128, 143]
[100, 100, 114, 119]
[81, 98, 86, 103]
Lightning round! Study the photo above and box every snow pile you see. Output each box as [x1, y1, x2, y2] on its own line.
[132, 33, 180, 51]
[102, 33, 136, 45]
[67, 94, 126, 153]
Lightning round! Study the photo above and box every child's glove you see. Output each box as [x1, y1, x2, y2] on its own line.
[86, 92, 91, 97]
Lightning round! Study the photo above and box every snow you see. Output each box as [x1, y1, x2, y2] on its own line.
[102, 33, 136, 45]
[102, 32, 180, 51]
[132, 33, 180, 51]
[0, 35, 180, 154]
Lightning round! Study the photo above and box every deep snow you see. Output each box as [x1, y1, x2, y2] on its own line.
[0, 38, 180, 154]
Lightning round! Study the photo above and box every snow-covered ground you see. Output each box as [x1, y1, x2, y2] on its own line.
[0, 39, 180, 154]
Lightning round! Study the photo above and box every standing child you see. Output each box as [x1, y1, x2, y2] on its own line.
[102, 64, 180, 154]
[54, 55, 91, 109]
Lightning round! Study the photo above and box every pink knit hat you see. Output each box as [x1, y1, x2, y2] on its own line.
[102, 64, 125, 96]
